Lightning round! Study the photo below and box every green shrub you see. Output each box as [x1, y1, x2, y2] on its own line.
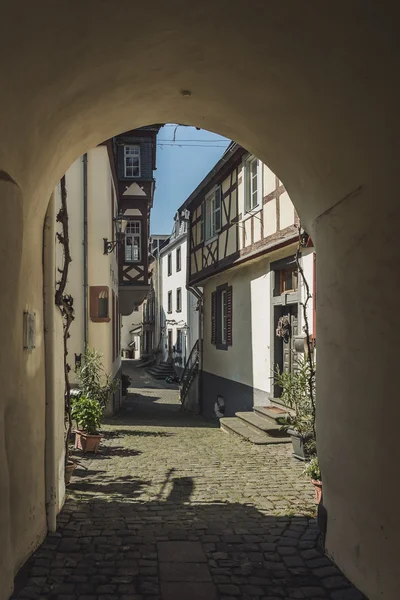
[71, 395, 102, 434]
[304, 456, 321, 481]
[274, 355, 315, 441]
[77, 347, 119, 410]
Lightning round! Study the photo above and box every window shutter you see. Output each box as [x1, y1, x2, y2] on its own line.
[226, 286, 233, 346]
[200, 202, 205, 242]
[211, 291, 216, 344]
[215, 187, 222, 232]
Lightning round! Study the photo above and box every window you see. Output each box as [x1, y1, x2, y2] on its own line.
[204, 186, 222, 241]
[279, 267, 298, 294]
[176, 287, 182, 312]
[167, 253, 172, 276]
[125, 221, 141, 262]
[245, 156, 261, 212]
[176, 247, 181, 271]
[272, 258, 298, 297]
[89, 286, 110, 322]
[176, 329, 183, 352]
[124, 145, 141, 177]
[167, 291, 172, 313]
[211, 284, 232, 349]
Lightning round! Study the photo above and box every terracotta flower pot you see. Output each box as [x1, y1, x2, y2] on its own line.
[65, 460, 76, 485]
[75, 430, 102, 453]
[312, 479, 322, 504]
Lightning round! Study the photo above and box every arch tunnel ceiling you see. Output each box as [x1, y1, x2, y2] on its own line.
[0, 1, 398, 233]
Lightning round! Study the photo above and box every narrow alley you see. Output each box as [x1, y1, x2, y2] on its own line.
[12, 364, 363, 600]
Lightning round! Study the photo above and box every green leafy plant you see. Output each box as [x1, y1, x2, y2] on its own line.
[274, 354, 316, 441]
[77, 347, 119, 410]
[304, 456, 321, 481]
[71, 395, 102, 434]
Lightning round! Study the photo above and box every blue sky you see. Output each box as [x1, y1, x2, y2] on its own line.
[151, 125, 231, 234]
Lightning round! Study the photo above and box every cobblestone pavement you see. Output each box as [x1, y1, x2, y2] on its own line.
[12, 361, 365, 600]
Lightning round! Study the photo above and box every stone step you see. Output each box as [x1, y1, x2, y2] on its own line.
[236, 411, 286, 436]
[146, 367, 175, 379]
[220, 417, 291, 445]
[254, 405, 289, 423]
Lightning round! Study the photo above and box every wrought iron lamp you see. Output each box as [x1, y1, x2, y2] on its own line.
[103, 215, 129, 255]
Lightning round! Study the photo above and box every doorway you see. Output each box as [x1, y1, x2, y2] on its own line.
[167, 330, 173, 362]
[273, 304, 299, 399]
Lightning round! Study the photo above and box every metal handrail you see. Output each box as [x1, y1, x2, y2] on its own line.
[180, 340, 199, 403]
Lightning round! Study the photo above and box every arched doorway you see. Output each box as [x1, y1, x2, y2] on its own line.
[0, 4, 399, 598]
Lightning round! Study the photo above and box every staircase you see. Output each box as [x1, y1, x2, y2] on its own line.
[220, 405, 291, 445]
[146, 361, 175, 380]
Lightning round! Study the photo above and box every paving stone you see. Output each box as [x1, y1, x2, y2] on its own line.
[159, 561, 212, 582]
[10, 368, 364, 600]
[161, 581, 218, 600]
[158, 541, 206, 563]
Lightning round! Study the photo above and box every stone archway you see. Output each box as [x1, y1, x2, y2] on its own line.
[0, 3, 399, 598]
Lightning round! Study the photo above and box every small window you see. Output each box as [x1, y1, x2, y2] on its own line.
[168, 253, 172, 276]
[125, 221, 141, 262]
[98, 291, 109, 318]
[90, 286, 110, 322]
[167, 291, 172, 313]
[211, 284, 233, 349]
[275, 267, 298, 295]
[176, 247, 181, 272]
[245, 156, 260, 212]
[176, 288, 182, 312]
[205, 186, 222, 241]
[124, 145, 141, 177]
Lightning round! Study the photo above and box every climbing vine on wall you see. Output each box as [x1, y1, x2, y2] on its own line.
[55, 176, 75, 466]
[295, 228, 316, 443]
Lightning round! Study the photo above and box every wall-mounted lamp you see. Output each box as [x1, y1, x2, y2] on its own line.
[103, 215, 129, 255]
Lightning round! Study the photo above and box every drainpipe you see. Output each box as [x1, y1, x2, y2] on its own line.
[43, 193, 57, 532]
[83, 154, 88, 348]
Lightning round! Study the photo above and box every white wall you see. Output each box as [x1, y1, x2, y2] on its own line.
[203, 256, 272, 396]
[55, 147, 120, 389]
[203, 243, 313, 399]
[87, 147, 120, 381]
[299, 248, 315, 338]
[160, 234, 190, 366]
[121, 309, 142, 358]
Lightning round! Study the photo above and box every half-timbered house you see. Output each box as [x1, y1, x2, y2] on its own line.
[180, 143, 316, 420]
[112, 125, 162, 315]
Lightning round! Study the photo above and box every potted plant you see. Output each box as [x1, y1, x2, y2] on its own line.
[275, 354, 316, 460]
[304, 456, 322, 503]
[77, 347, 119, 411]
[72, 395, 103, 453]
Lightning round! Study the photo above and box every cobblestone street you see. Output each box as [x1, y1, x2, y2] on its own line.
[12, 362, 364, 600]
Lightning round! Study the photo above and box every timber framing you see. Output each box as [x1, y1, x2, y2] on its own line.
[182, 142, 299, 288]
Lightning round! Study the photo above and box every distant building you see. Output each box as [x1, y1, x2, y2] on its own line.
[159, 215, 199, 375]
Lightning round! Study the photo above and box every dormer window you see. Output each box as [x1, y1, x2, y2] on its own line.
[124, 145, 141, 177]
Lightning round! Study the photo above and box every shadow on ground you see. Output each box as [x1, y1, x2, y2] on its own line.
[12, 473, 365, 600]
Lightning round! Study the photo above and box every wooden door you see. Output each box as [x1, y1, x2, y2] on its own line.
[282, 309, 298, 374]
